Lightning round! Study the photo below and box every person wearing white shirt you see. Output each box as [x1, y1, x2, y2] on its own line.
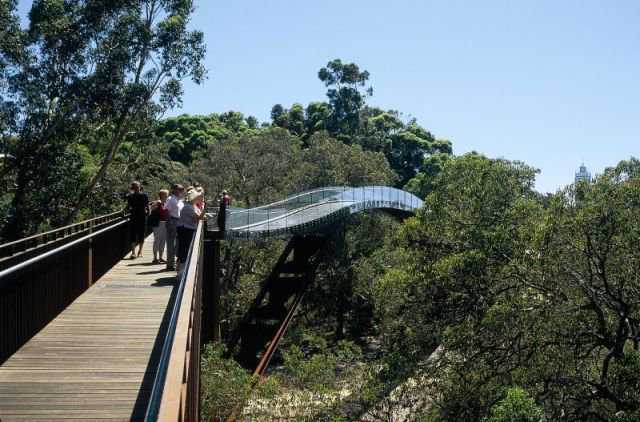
[165, 184, 184, 271]
[176, 188, 206, 277]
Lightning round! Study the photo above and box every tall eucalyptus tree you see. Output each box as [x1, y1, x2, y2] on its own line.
[0, 0, 205, 238]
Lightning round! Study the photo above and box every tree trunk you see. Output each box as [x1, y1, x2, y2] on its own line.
[3, 163, 29, 241]
[64, 116, 132, 224]
[64, 22, 159, 224]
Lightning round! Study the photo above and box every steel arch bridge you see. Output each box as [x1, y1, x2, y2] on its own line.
[219, 186, 423, 239]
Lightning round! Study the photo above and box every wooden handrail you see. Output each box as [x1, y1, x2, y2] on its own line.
[146, 221, 203, 422]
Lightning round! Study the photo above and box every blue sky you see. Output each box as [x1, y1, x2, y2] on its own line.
[17, 1, 640, 192]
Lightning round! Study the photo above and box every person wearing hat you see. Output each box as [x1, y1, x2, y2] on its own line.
[126, 181, 149, 259]
[195, 186, 205, 212]
[176, 188, 206, 275]
[164, 183, 184, 271]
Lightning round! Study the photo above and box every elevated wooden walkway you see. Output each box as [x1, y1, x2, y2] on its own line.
[0, 234, 177, 421]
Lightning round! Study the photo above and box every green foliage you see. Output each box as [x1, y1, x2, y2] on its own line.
[304, 101, 332, 137]
[1, 0, 205, 239]
[610, 352, 640, 407]
[604, 156, 640, 181]
[404, 152, 451, 198]
[282, 345, 339, 393]
[486, 388, 544, 422]
[192, 127, 302, 207]
[612, 411, 640, 422]
[304, 212, 399, 342]
[376, 153, 541, 378]
[154, 112, 258, 164]
[192, 128, 397, 208]
[299, 132, 398, 188]
[357, 155, 640, 421]
[279, 337, 364, 409]
[269, 60, 454, 188]
[271, 103, 306, 137]
[89, 136, 188, 217]
[3, 142, 86, 233]
[318, 59, 372, 137]
[201, 343, 278, 421]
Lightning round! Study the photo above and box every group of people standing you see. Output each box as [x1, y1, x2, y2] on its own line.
[126, 181, 231, 275]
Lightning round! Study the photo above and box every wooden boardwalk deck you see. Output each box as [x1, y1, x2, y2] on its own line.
[0, 234, 177, 421]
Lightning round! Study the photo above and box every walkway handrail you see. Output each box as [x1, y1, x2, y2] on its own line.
[0, 210, 125, 259]
[146, 220, 203, 422]
[224, 186, 423, 239]
[227, 185, 347, 214]
[0, 218, 129, 287]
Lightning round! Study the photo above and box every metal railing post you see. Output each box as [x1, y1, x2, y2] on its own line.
[87, 220, 93, 287]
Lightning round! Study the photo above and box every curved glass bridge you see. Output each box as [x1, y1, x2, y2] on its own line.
[215, 186, 423, 239]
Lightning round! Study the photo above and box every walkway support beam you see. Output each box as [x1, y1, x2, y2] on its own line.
[203, 231, 222, 344]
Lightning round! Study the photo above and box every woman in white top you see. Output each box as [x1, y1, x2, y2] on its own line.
[176, 188, 206, 273]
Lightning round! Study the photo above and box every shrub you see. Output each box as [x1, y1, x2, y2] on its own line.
[200, 343, 277, 421]
[486, 387, 544, 422]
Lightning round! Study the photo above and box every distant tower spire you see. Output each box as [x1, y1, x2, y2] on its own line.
[575, 163, 591, 183]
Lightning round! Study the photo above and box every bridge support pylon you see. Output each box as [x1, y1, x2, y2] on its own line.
[203, 230, 223, 344]
[230, 235, 327, 372]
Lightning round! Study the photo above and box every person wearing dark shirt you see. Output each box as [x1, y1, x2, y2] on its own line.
[127, 181, 149, 259]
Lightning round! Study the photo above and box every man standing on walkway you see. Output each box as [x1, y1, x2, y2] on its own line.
[165, 184, 184, 271]
[127, 181, 149, 259]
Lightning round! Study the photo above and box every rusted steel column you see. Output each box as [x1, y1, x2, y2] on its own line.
[203, 232, 222, 344]
[212, 237, 221, 343]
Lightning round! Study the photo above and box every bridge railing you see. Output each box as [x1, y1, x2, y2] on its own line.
[146, 220, 203, 422]
[223, 185, 423, 239]
[0, 214, 131, 364]
[0, 210, 125, 263]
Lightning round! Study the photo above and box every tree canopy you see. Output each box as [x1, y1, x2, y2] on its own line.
[0, 0, 205, 238]
[361, 153, 640, 421]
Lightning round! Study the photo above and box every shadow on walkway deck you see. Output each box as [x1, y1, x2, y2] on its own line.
[0, 234, 178, 421]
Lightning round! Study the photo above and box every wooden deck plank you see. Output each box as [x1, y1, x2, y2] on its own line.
[0, 234, 177, 422]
